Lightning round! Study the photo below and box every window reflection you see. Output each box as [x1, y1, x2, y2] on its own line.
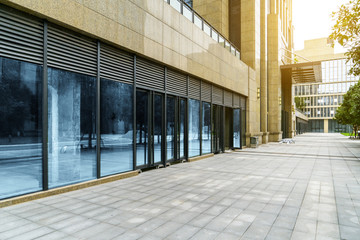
[0, 57, 43, 199]
[48, 68, 96, 188]
[179, 99, 186, 158]
[233, 109, 241, 148]
[101, 79, 133, 176]
[136, 90, 148, 166]
[188, 99, 200, 157]
[154, 95, 162, 163]
[202, 102, 211, 154]
[167, 96, 175, 160]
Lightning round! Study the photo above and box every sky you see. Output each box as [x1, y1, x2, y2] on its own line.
[292, 0, 349, 52]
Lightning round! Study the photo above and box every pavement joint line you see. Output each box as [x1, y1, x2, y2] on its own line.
[238, 150, 359, 160]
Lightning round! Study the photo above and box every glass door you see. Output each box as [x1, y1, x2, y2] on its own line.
[178, 98, 186, 159]
[166, 96, 187, 162]
[212, 104, 222, 153]
[136, 90, 164, 168]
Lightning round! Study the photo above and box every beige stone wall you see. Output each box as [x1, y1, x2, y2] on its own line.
[2, 0, 248, 96]
[193, 0, 229, 38]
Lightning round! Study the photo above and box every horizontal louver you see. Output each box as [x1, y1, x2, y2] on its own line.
[189, 77, 200, 100]
[201, 81, 211, 103]
[233, 94, 240, 107]
[212, 86, 223, 105]
[136, 58, 164, 91]
[100, 44, 133, 83]
[224, 90, 232, 107]
[48, 25, 97, 76]
[0, 6, 43, 64]
[240, 96, 246, 109]
[167, 69, 187, 96]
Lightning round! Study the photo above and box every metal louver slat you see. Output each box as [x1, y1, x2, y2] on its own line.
[136, 58, 164, 91]
[47, 24, 97, 76]
[240, 96, 246, 109]
[0, 6, 43, 64]
[189, 77, 200, 100]
[201, 81, 211, 103]
[167, 69, 187, 96]
[212, 86, 223, 105]
[224, 90, 233, 107]
[100, 44, 133, 83]
[233, 94, 240, 107]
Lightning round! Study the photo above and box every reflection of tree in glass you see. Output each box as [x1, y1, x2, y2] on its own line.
[0, 59, 41, 142]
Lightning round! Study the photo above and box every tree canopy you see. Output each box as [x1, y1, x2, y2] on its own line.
[334, 81, 360, 136]
[330, 0, 360, 76]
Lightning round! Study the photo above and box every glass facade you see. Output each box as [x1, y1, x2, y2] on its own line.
[294, 59, 359, 119]
[188, 99, 200, 157]
[202, 102, 211, 154]
[166, 96, 176, 160]
[101, 79, 133, 176]
[48, 68, 97, 188]
[0, 58, 43, 198]
[0, 6, 247, 200]
[154, 95, 163, 164]
[178, 99, 186, 159]
[136, 90, 148, 167]
[233, 109, 241, 148]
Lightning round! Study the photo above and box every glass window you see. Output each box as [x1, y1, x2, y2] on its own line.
[225, 41, 231, 51]
[188, 99, 200, 157]
[211, 29, 218, 42]
[0, 58, 43, 199]
[233, 109, 241, 148]
[179, 99, 186, 159]
[167, 96, 176, 160]
[170, 0, 181, 13]
[101, 79, 133, 176]
[202, 102, 211, 154]
[203, 23, 211, 36]
[219, 35, 225, 47]
[136, 90, 148, 166]
[194, 14, 202, 29]
[48, 68, 96, 188]
[183, 4, 193, 22]
[154, 95, 163, 164]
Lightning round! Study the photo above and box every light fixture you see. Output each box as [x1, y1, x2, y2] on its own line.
[279, 96, 282, 105]
[257, 88, 260, 99]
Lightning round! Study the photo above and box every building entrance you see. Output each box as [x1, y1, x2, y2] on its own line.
[166, 96, 187, 162]
[136, 90, 164, 168]
[212, 104, 223, 153]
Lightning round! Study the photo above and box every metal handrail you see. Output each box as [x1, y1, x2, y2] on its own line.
[165, 0, 241, 59]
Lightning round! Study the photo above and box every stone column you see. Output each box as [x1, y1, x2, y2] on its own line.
[267, 0, 282, 141]
[241, 0, 262, 146]
[260, 0, 268, 143]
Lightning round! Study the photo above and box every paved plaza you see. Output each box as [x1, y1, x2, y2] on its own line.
[1, 133, 360, 239]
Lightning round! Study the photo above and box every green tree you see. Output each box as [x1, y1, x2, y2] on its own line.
[294, 97, 305, 111]
[330, 0, 360, 76]
[334, 82, 360, 138]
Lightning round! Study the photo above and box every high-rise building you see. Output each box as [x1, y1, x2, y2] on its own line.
[0, 0, 294, 200]
[293, 38, 358, 133]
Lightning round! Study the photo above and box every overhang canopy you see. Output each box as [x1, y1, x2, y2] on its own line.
[281, 61, 322, 84]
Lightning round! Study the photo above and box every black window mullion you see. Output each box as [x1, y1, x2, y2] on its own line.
[133, 55, 137, 170]
[42, 20, 48, 190]
[96, 41, 101, 178]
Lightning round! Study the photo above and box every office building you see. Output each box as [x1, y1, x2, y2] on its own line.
[293, 38, 358, 133]
[0, 0, 294, 200]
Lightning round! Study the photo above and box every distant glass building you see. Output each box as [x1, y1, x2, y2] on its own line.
[294, 58, 359, 133]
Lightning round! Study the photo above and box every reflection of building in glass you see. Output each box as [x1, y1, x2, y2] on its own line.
[293, 38, 358, 133]
[0, 0, 294, 200]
